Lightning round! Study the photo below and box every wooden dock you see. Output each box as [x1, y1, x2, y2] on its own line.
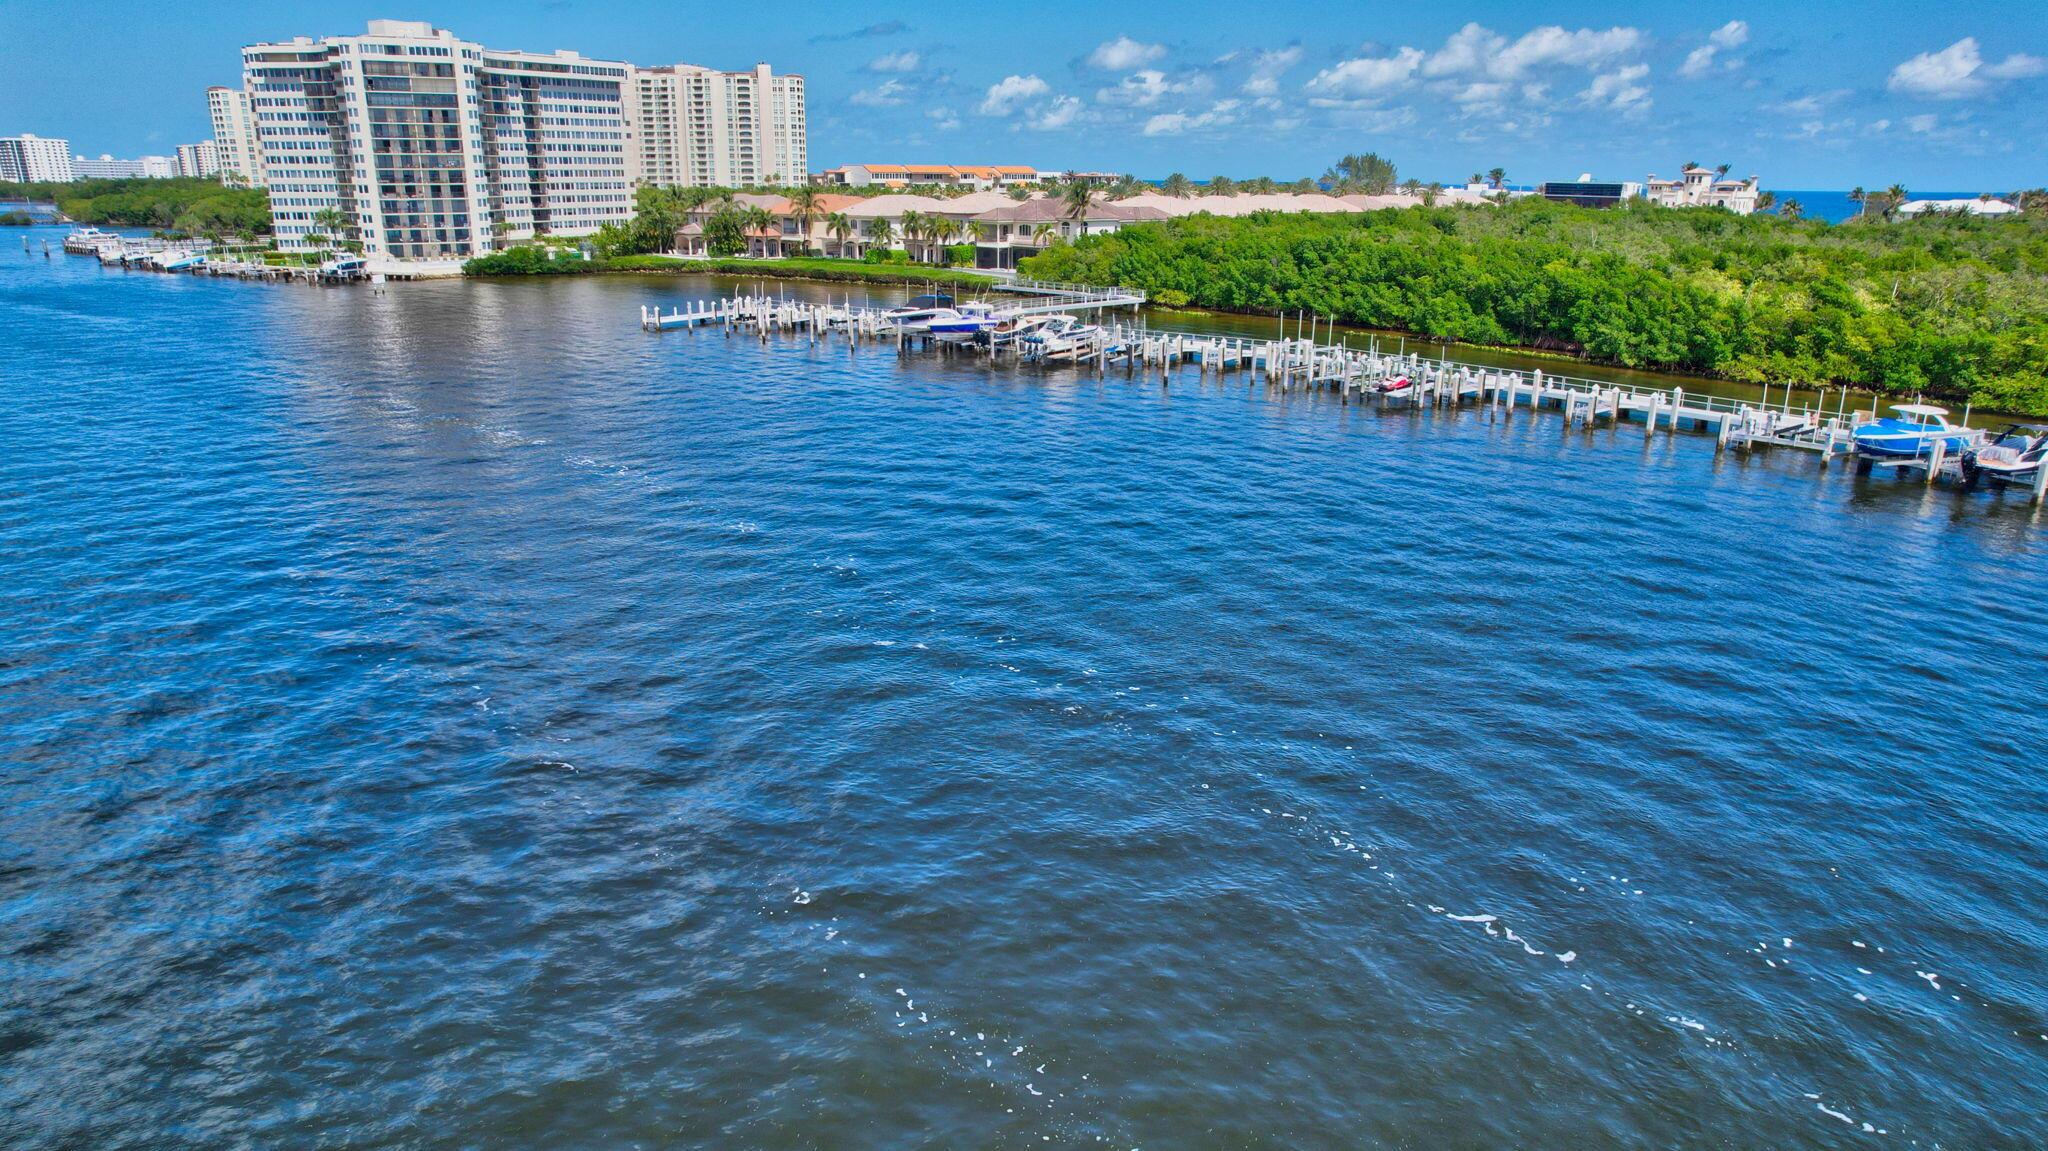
[639, 291, 2046, 508]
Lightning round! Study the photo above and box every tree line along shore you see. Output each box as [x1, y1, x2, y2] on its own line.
[12, 172, 2047, 415]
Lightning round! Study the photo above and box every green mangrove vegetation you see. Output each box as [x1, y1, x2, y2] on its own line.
[1020, 198, 2048, 414]
[0, 178, 271, 236]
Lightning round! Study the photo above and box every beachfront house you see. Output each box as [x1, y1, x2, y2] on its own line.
[1646, 166, 1761, 214]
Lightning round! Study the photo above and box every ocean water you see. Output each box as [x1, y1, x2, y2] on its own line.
[1767, 190, 2000, 225]
[4, 237, 2046, 1149]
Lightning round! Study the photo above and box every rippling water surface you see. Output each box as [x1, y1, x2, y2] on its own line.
[4, 236, 2046, 1149]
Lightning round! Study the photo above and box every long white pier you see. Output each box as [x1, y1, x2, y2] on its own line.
[639, 292, 2046, 506]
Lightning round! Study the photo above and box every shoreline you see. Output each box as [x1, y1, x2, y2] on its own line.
[526, 258, 2026, 420]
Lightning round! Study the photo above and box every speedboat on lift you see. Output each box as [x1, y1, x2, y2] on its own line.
[1850, 404, 1974, 460]
[1960, 424, 2048, 489]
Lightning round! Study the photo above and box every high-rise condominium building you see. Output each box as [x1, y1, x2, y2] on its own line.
[238, 19, 632, 260]
[624, 63, 805, 188]
[208, 86, 266, 187]
[0, 134, 75, 183]
[176, 141, 221, 179]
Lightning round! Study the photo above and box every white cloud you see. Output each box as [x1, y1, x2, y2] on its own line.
[1983, 52, 2048, 80]
[1028, 95, 1085, 131]
[1089, 35, 1167, 70]
[1098, 69, 1169, 106]
[867, 50, 921, 72]
[1241, 46, 1303, 96]
[851, 79, 910, 106]
[1680, 21, 1749, 78]
[1888, 38, 2046, 98]
[1306, 47, 1425, 96]
[1770, 89, 1850, 116]
[1141, 99, 1240, 136]
[1582, 63, 1652, 112]
[979, 74, 1050, 115]
[1418, 23, 1644, 80]
[1906, 112, 1939, 133]
[928, 106, 960, 130]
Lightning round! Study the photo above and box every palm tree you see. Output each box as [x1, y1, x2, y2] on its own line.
[1780, 198, 1804, 220]
[1030, 222, 1059, 249]
[743, 205, 776, 255]
[1061, 179, 1095, 239]
[825, 212, 854, 258]
[784, 186, 821, 256]
[311, 206, 348, 254]
[1486, 167, 1506, 189]
[867, 216, 895, 252]
[1848, 186, 1867, 218]
[1289, 177, 1318, 194]
[1204, 175, 1237, 197]
[1108, 174, 1145, 200]
[899, 210, 926, 260]
[1715, 163, 1731, 178]
[1423, 181, 1444, 207]
[1246, 176, 1278, 195]
[1882, 184, 1908, 220]
[1161, 172, 1193, 198]
[1756, 190, 1777, 213]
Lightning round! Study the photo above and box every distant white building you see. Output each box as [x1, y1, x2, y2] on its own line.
[176, 141, 221, 179]
[625, 62, 807, 187]
[818, 164, 1044, 190]
[1895, 197, 2019, 218]
[71, 153, 178, 179]
[0, 134, 75, 182]
[1646, 166, 1761, 214]
[207, 86, 265, 188]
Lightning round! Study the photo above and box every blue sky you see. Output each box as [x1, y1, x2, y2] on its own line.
[3, 1, 2044, 189]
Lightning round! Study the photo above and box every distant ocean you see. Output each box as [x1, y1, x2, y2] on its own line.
[1766, 189, 2000, 224]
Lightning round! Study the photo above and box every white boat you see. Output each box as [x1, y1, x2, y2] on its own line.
[983, 313, 1058, 348]
[319, 253, 368, 279]
[1020, 314, 1102, 360]
[158, 251, 207, 272]
[1960, 424, 2048, 488]
[928, 301, 1004, 341]
[1851, 404, 1974, 460]
[881, 293, 958, 333]
[61, 227, 119, 254]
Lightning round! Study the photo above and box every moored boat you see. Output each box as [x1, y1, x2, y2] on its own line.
[882, 293, 957, 333]
[1851, 404, 1974, 460]
[1020, 314, 1101, 360]
[1960, 424, 2048, 488]
[928, 302, 1003, 341]
[1375, 374, 1415, 397]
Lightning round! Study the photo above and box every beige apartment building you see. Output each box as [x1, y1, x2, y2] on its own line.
[207, 87, 266, 187]
[624, 62, 806, 188]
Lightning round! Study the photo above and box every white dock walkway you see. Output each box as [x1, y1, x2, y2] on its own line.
[637, 292, 2043, 507]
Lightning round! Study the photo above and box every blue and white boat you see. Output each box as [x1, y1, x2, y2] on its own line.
[158, 251, 207, 272]
[928, 301, 1004, 341]
[881, 293, 957, 334]
[1851, 404, 1973, 460]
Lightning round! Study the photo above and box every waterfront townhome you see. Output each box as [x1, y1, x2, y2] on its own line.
[968, 196, 1170, 270]
[1646, 166, 1761, 214]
